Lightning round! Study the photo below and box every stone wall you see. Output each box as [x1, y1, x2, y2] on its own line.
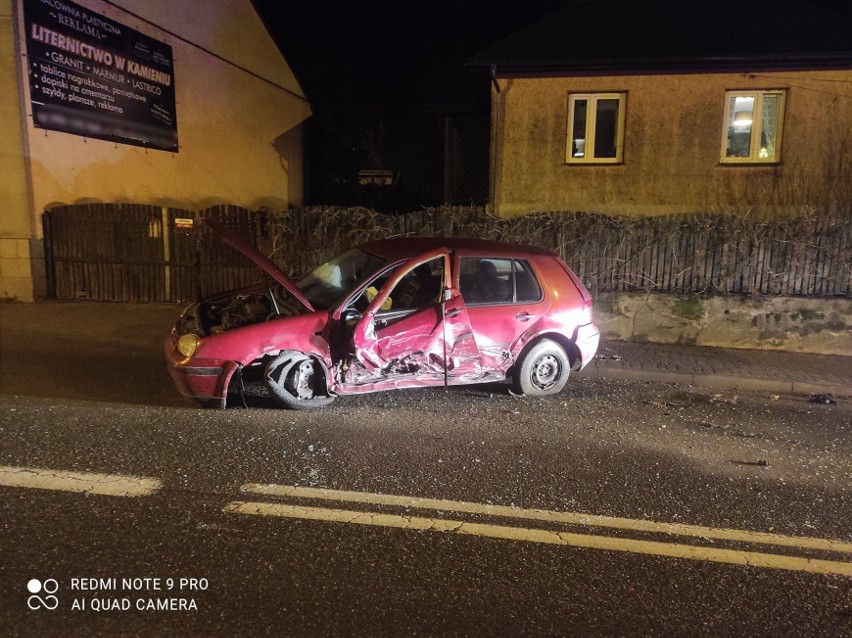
[596, 293, 852, 356]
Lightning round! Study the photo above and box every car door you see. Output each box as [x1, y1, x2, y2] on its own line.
[456, 254, 550, 373]
[352, 248, 482, 385]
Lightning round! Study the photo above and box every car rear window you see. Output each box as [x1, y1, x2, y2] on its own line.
[459, 258, 542, 305]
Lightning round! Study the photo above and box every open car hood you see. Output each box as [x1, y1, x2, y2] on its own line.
[202, 218, 315, 312]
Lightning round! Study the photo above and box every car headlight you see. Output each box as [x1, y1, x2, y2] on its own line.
[177, 333, 200, 358]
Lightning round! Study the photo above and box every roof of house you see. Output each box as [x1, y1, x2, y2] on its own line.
[468, 0, 852, 74]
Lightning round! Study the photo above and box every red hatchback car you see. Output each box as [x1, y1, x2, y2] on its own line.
[165, 219, 600, 409]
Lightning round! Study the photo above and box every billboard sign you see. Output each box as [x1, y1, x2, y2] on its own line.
[23, 0, 178, 152]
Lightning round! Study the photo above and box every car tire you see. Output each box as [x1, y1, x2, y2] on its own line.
[264, 351, 335, 410]
[513, 339, 570, 397]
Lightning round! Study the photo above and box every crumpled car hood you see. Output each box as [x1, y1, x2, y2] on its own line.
[202, 218, 314, 312]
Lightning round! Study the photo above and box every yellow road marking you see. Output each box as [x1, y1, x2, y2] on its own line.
[224, 501, 852, 577]
[0, 466, 161, 497]
[241, 483, 852, 555]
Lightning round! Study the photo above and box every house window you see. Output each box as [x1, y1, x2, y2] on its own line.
[566, 93, 626, 163]
[721, 90, 785, 163]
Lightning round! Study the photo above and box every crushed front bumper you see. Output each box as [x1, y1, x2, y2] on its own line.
[163, 337, 237, 408]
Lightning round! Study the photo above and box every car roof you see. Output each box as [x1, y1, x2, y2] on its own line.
[359, 237, 555, 260]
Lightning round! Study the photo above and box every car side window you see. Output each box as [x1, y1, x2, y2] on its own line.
[349, 257, 444, 314]
[387, 256, 444, 311]
[513, 259, 543, 303]
[459, 257, 542, 305]
[349, 268, 395, 312]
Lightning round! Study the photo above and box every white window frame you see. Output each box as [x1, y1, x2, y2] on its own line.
[566, 92, 626, 164]
[720, 90, 786, 164]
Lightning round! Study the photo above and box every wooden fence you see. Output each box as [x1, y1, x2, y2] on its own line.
[43, 204, 850, 303]
[43, 204, 261, 302]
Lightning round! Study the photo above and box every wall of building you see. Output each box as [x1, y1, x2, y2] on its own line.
[1, 0, 37, 299]
[1, 0, 310, 300]
[490, 70, 852, 218]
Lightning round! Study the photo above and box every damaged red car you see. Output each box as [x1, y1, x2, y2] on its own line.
[164, 219, 600, 409]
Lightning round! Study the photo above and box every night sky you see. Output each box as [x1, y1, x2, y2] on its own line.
[254, 1, 565, 118]
[252, 0, 566, 206]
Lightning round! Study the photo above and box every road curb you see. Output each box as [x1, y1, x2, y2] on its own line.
[582, 364, 851, 397]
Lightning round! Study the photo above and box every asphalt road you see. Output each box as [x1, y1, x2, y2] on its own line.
[1, 315, 850, 636]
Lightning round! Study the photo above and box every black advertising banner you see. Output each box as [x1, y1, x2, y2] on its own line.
[23, 0, 178, 151]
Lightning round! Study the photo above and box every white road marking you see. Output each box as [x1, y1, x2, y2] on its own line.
[240, 483, 852, 555]
[0, 466, 161, 497]
[224, 501, 852, 577]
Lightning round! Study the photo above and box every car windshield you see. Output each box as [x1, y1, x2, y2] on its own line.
[296, 248, 386, 310]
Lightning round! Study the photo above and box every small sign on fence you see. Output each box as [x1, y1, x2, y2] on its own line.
[174, 218, 194, 229]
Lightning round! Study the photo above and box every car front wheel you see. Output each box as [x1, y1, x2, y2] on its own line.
[513, 339, 570, 397]
[264, 351, 335, 410]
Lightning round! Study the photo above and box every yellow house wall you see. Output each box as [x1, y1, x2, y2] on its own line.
[1, 0, 310, 299]
[1, 0, 36, 298]
[491, 70, 852, 218]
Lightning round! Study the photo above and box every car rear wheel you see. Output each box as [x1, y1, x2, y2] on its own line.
[264, 351, 335, 410]
[513, 339, 570, 397]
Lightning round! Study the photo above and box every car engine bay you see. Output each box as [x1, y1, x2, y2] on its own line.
[180, 283, 302, 336]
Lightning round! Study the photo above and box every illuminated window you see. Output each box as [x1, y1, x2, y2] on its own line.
[721, 90, 785, 163]
[566, 93, 626, 163]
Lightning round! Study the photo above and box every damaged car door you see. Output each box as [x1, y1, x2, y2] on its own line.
[347, 249, 482, 390]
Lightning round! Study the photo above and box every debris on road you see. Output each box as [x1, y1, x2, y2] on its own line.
[730, 459, 770, 468]
[709, 394, 738, 405]
[595, 350, 622, 361]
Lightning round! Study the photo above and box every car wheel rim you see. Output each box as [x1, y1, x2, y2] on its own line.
[531, 354, 560, 390]
[268, 354, 322, 402]
[291, 359, 317, 400]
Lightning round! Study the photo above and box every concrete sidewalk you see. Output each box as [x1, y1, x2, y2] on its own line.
[1, 300, 850, 398]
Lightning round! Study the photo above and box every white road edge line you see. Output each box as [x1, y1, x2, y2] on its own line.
[240, 483, 852, 554]
[224, 501, 852, 577]
[0, 465, 162, 497]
